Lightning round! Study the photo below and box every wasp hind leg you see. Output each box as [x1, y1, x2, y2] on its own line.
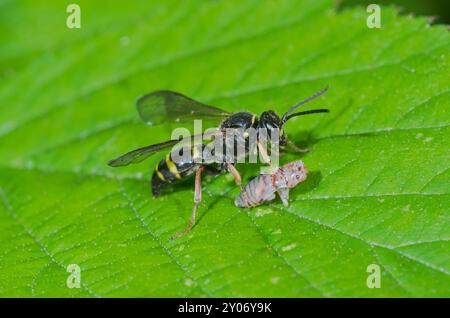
[171, 166, 205, 240]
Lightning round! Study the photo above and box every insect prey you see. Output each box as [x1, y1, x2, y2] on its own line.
[235, 160, 308, 208]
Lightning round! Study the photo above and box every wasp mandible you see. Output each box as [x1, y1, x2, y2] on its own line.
[108, 87, 329, 239]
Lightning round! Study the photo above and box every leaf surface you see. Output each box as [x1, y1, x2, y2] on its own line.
[0, 0, 449, 297]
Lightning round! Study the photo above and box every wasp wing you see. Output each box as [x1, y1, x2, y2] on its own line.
[108, 129, 224, 167]
[108, 140, 181, 167]
[136, 90, 231, 126]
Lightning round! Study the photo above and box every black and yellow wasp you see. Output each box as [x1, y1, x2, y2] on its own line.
[108, 87, 329, 239]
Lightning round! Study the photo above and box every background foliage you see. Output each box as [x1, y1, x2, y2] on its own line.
[341, 0, 450, 24]
[0, 0, 449, 297]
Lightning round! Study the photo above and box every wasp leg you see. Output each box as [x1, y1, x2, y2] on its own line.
[257, 140, 272, 165]
[227, 163, 243, 190]
[278, 145, 288, 157]
[228, 163, 254, 206]
[286, 140, 309, 153]
[171, 166, 205, 240]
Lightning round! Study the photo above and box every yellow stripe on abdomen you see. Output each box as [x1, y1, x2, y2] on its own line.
[155, 165, 167, 182]
[166, 154, 182, 179]
[155, 165, 166, 181]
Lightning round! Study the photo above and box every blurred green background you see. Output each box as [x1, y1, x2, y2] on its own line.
[340, 0, 450, 24]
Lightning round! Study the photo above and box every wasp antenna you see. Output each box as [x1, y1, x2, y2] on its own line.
[285, 108, 329, 121]
[281, 86, 329, 124]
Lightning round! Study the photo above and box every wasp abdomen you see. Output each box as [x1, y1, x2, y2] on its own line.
[151, 151, 199, 197]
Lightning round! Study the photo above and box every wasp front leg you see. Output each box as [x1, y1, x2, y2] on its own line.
[257, 140, 273, 166]
[171, 166, 205, 240]
[227, 163, 243, 190]
[286, 139, 309, 153]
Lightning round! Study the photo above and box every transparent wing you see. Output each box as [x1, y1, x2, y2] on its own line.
[136, 90, 231, 126]
[108, 129, 224, 167]
[108, 140, 180, 167]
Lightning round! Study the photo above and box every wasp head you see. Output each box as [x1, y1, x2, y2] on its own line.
[257, 87, 330, 150]
[258, 110, 287, 145]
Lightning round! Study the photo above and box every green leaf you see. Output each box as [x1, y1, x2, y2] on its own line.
[0, 0, 448, 297]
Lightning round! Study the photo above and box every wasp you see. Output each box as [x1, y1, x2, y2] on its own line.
[108, 87, 329, 239]
[235, 160, 308, 208]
